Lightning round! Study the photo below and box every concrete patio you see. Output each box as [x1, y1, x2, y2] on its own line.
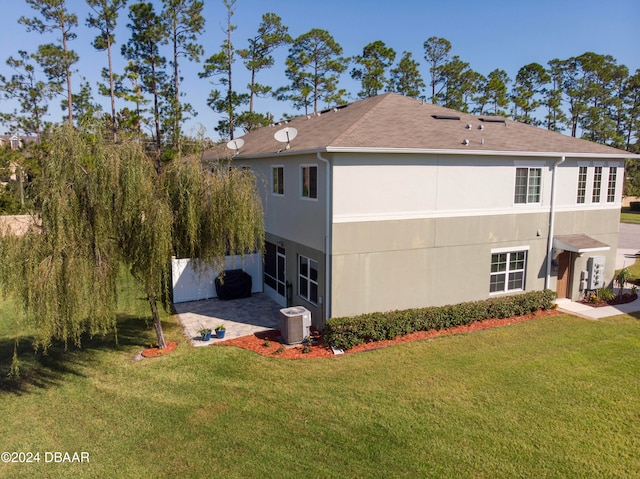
[174, 293, 282, 346]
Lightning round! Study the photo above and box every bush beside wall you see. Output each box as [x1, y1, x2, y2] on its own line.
[323, 290, 557, 351]
[629, 201, 640, 212]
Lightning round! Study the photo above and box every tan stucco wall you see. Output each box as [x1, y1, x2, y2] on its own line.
[330, 209, 620, 317]
[0, 215, 39, 236]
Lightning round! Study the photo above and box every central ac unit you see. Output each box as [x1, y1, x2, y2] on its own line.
[279, 306, 311, 344]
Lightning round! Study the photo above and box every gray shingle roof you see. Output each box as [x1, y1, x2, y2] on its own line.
[203, 92, 633, 160]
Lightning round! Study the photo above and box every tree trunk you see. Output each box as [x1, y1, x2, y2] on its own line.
[62, 20, 73, 126]
[107, 33, 117, 143]
[147, 291, 167, 349]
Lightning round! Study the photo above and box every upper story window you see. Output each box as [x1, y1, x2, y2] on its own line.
[577, 166, 587, 204]
[592, 166, 602, 203]
[607, 167, 617, 203]
[514, 167, 541, 204]
[301, 165, 317, 199]
[272, 166, 284, 195]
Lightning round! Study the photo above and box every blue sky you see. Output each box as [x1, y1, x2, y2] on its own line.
[0, 0, 638, 140]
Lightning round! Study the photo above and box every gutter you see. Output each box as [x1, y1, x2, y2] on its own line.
[209, 146, 638, 162]
[545, 155, 565, 289]
[316, 152, 332, 322]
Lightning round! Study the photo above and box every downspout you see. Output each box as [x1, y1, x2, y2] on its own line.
[545, 155, 565, 289]
[317, 152, 332, 323]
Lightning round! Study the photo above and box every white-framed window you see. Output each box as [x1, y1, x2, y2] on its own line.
[301, 165, 318, 199]
[606, 167, 617, 203]
[514, 167, 541, 204]
[577, 166, 587, 204]
[592, 166, 602, 203]
[272, 166, 284, 195]
[298, 254, 318, 304]
[490, 248, 528, 293]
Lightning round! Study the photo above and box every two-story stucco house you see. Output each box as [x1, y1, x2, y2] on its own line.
[204, 93, 634, 329]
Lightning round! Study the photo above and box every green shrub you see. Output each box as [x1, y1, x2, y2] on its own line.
[597, 287, 615, 302]
[629, 201, 640, 212]
[323, 290, 556, 351]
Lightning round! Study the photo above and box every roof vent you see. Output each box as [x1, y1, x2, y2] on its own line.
[465, 124, 472, 129]
[479, 117, 506, 124]
[462, 139, 470, 145]
[478, 124, 484, 130]
[432, 114, 460, 120]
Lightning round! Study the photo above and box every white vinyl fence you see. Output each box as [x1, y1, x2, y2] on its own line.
[171, 253, 263, 303]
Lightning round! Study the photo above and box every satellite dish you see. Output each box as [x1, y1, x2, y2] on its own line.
[226, 138, 244, 154]
[274, 127, 297, 149]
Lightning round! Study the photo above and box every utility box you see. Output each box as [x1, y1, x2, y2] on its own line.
[587, 256, 606, 290]
[279, 306, 311, 345]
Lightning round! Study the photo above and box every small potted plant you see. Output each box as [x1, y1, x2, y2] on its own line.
[198, 328, 212, 341]
[215, 324, 226, 339]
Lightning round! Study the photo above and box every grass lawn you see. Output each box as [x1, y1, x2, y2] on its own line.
[621, 207, 640, 224]
[1, 277, 639, 478]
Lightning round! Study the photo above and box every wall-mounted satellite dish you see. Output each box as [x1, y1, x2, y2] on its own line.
[274, 127, 297, 150]
[226, 138, 244, 155]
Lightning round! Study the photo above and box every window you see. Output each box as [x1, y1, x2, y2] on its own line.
[607, 167, 617, 203]
[490, 250, 527, 293]
[264, 241, 286, 296]
[272, 166, 284, 195]
[592, 166, 602, 203]
[298, 255, 318, 304]
[514, 167, 541, 204]
[577, 166, 587, 203]
[301, 165, 317, 199]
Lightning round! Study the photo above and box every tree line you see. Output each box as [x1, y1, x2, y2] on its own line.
[0, 1, 638, 175]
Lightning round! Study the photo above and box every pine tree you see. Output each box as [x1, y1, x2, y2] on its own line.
[122, 1, 168, 169]
[280, 28, 348, 114]
[237, 12, 290, 132]
[162, 0, 205, 154]
[423, 36, 451, 104]
[351, 40, 396, 98]
[86, 0, 128, 143]
[19, 0, 78, 126]
[389, 51, 425, 98]
[199, 0, 246, 140]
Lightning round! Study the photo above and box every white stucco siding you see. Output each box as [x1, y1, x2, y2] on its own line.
[333, 154, 552, 222]
[553, 159, 624, 211]
[332, 154, 624, 224]
[250, 155, 327, 252]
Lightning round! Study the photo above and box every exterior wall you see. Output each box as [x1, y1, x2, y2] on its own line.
[264, 232, 326, 329]
[248, 154, 327, 252]
[553, 209, 620, 301]
[329, 153, 623, 317]
[331, 213, 548, 317]
[244, 150, 624, 321]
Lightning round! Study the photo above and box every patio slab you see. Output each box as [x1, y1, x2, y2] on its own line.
[174, 294, 282, 347]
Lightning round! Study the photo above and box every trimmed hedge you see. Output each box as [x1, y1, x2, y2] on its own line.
[629, 201, 640, 212]
[323, 289, 557, 351]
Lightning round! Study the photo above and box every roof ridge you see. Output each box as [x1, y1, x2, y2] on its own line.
[330, 93, 393, 146]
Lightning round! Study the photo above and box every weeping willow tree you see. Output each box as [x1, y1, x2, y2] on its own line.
[0, 126, 263, 373]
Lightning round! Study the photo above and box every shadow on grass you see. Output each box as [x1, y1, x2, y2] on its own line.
[0, 312, 179, 395]
[628, 311, 640, 320]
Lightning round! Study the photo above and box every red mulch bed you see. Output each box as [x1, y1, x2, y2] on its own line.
[579, 293, 638, 308]
[141, 340, 178, 358]
[220, 309, 561, 359]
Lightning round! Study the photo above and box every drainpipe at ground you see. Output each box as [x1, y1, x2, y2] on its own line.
[545, 155, 566, 289]
[317, 152, 332, 323]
